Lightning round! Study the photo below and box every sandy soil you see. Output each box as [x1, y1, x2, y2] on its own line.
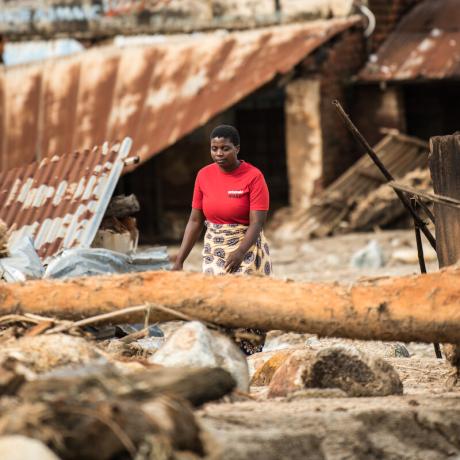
[170, 229, 460, 460]
[199, 393, 460, 460]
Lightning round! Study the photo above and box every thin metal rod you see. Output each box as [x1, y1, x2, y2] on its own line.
[333, 100, 437, 251]
[389, 181, 436, 224]
[411, 198, 442, 359]
[390, 181, 460, 209]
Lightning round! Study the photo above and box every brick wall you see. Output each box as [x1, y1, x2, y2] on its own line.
[317, 27, 367, 187]
[368, 0, 422, 52]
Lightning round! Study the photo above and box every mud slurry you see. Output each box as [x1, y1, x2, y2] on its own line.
[199, 395, 460, 460]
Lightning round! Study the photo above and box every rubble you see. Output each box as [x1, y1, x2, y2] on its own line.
[267, 347, 403, 398]
[0, 359, 234, 460]
[270, 132, 429, 241]
[349, 168, 432, 231]
[150, 322, 250, 392]
[350, 239, 385, 269]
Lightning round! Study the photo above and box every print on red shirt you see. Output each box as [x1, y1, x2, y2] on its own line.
[192, 161, 269, 225]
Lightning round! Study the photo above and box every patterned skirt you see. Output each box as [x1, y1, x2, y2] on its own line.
[202, 222, 272, 355]
[202, 222, 272, 276]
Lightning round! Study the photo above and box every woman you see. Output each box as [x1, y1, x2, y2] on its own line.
[172, 124, 272, 276]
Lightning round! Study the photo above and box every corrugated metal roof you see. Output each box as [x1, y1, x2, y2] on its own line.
[0, 137, 132, 261]
[359, 0, 460, 82]
[0, 17, 361, 171]
[278, 131, 429, 239]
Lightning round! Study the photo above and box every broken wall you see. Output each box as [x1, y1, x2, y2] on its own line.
[285, 79, 322, 210]
[285, 26, 367, 210]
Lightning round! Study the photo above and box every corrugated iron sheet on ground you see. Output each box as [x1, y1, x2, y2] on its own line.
[0, 17, 361, 171]
[359, 0, 460, 81]
[0, 137, 132, 261]
[273, 131, 429, 240]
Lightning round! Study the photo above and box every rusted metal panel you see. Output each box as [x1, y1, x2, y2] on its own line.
[107, 47, 158, 143]
[360, 0, 460, 81]
[40, 58, 81, 158]
[0, 69, 5, 171]
[0, 137, 132, 261]
[72, 50, 120, 151]
[3, 66, 42, 170]
[0, 17, 360, 171]
[294, 131, 429, 238]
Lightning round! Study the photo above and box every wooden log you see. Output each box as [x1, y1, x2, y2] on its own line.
[104, 194, 140, 218]
[2, 269, 460, 343]
[19, 365, 236, 408]
[430, 134, 460, 367]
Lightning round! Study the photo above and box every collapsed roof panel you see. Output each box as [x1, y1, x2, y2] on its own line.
[359, 0, 460, 82]
[0, 17, 361, 172]
[273, 131, 429, 240]
[0, 138, 132, 261]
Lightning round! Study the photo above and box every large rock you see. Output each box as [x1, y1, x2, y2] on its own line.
[0, 436, 61, 460]
[150, 321, 249, 391]
[0, 334, 107, 374]
[268, 346, 403, 398]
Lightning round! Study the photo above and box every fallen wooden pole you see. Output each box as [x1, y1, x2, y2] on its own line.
[2, 269, 460, 344]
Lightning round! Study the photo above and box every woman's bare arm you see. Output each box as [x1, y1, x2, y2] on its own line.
[224, 210, 267, 273]
[172, 208, 205, 271]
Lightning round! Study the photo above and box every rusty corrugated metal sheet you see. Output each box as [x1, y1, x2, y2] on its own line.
[360, 0, 460, 82]
[288, 131, 429, 238]
[0, 17, 361, 171]
[0, 137, 132, 261]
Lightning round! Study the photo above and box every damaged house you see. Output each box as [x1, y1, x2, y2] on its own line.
[0, 1, 368, 243]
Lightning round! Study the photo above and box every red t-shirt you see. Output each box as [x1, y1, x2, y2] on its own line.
[192, 161, 269, 225]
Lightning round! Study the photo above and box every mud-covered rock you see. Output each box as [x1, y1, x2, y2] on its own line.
[150, 321, 249, 391]
[0, 435, 61, 460]
[268, 346, 403, 398]
[251, 350, 296, 386]
[262, 330, 313, 352]
[0, 334, 107, 374]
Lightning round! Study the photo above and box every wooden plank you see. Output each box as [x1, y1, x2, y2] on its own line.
[429, 134, 460, 266]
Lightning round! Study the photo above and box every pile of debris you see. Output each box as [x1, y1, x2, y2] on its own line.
[270, 131, 431, 241]
[0, 139, 170, 282]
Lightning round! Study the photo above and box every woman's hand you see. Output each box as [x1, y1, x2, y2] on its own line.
[224, 249, 245, 273]
[171, 261, 183, 271]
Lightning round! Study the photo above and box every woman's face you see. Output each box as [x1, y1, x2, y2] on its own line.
[210, 137, 240, 169]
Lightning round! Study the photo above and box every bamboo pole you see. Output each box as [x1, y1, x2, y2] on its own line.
[2, 269, 460, 344]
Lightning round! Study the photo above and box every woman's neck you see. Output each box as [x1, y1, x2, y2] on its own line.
[218, 159, 241, 173]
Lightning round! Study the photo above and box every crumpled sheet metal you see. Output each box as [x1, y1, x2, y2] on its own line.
[359, 0, 460, 81]
[0, 138, 132, 261]
[0, 17, 361, 171]
[44, 246, 171, 278]
[0, 236, 44, 282]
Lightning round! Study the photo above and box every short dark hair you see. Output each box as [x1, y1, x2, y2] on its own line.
[210, 125, 240, 146]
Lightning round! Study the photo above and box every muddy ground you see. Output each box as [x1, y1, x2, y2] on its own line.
[171, 229, 460, 459]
